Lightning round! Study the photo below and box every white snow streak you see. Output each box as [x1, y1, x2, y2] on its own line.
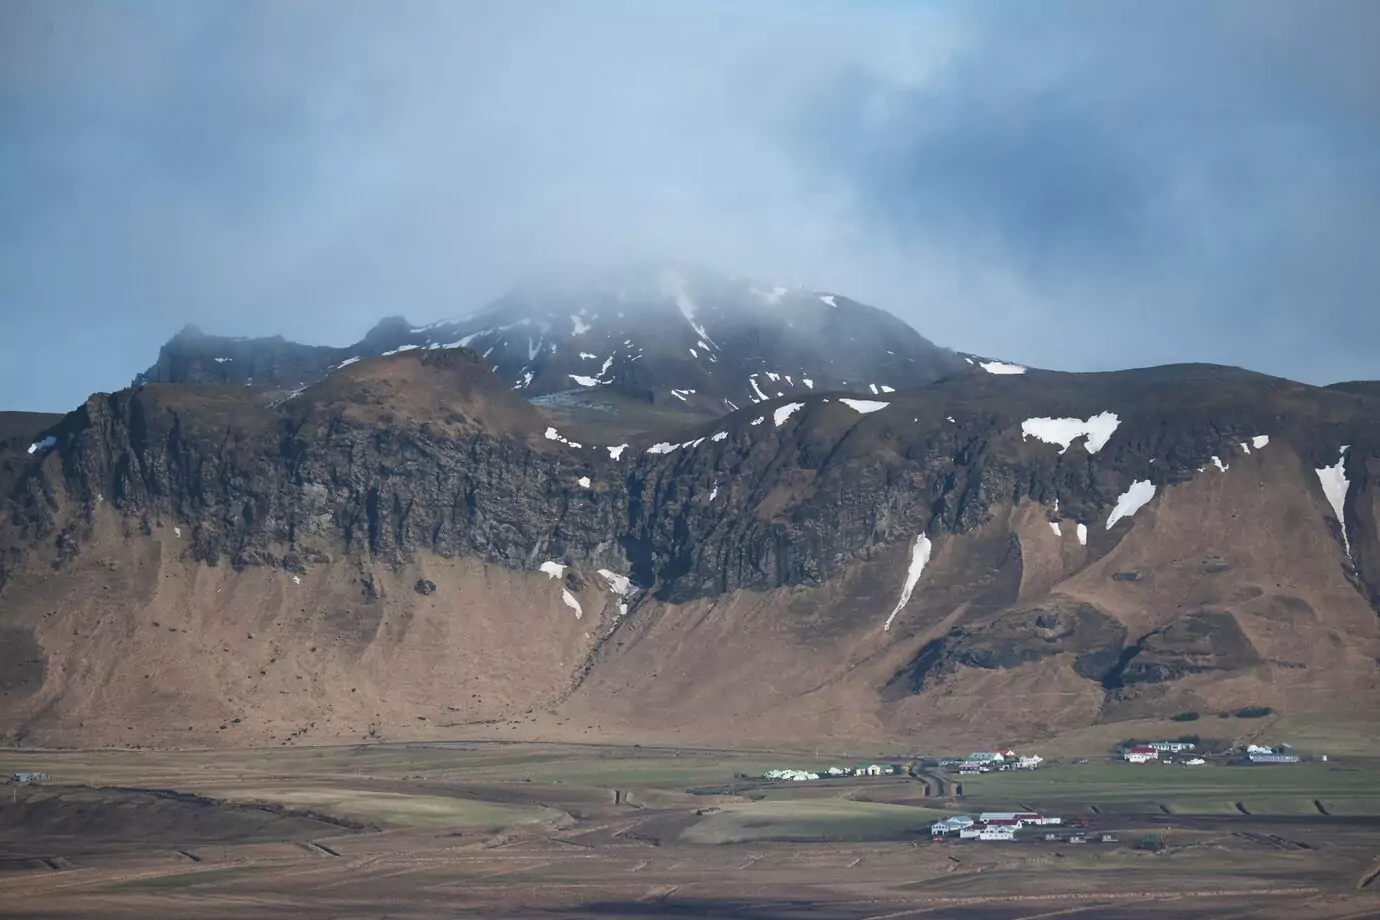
[1076, 523, 1088, 545]
[869, 383, 879, 394]
[883, 534, 932, 631]
[607, 444, 628, 460]
[751, 417, 765, 426]
[802, 378, 814, 389]
[1316, 446, 1352, 558]
[1020, 412, 1120, 454]
[213, 357, 231, 363]
[1212, 456, 1229, 471]
[539, 561, 567, 579]
[709, 484, 720, 501]
[1106, 480, 1156, 529]
[647, 442, 679, 454]
[773, 402, 805, 426]
[173, 526, 181, 537]
[27, 436, 56, 454]
[748, 375, 769, 402]
[579, 352, 597, 360]
[335, 356, 361, 368]
[561, 589, 584, 618]
[578, 476, 591, 489]
[597, 569, 633, 596]
[1048, 521, 1062, 536]
[839, 398, 888, 414]
[820, 294, 837, 307]
[711, 431, 728, 442]
[980, 360, 1027, 375]
[568, 374, 602, 387]
[571, 315, 591, 335]
[880, 385, 895, 393]
[660, 269, 715, 345]
[1252, 435, 1270, 450]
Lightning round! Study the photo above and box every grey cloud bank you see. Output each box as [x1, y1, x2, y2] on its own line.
[1, 0, 1377, 412]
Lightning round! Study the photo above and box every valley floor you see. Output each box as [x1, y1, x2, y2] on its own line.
[2, 742, 1379, 918]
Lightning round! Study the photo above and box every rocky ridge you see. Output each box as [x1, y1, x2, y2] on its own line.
[133, 265, 969, 416]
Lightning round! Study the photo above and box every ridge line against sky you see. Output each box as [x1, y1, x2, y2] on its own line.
[1, 0, 1378, 412]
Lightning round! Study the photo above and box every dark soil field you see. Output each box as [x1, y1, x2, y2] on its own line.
[1, 743, 1378, 918]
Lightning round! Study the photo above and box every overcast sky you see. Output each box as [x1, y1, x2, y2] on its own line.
[2, 1, 1378, 412]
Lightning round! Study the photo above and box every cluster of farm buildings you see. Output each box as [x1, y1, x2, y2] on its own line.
[1121, 741, 1312, 765]
[762, 763, 903, 782]
[929, 811, 1096, 843]
[938, 750, 1043, 773]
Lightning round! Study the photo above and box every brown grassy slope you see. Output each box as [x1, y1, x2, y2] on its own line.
[0, 515, 623, 750]
[559, 438, 1380, 751]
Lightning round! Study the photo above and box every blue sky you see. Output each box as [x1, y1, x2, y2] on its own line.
[2, 1, 1377, 411]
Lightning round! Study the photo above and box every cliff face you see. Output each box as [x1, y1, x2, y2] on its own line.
[4, 349, 1380, 748]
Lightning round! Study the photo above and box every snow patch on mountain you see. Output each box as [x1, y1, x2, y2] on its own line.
[660, 269, 716, 346]
[774, 402, 805, 426]
[1021, 412, 1120, 454]
[839, 398, 888, 414]
[980, 360, 1027, 375]
[1316, 446, 1352, 558]
[1106, 480, 1156, 529]
[883, 534, 932, 631]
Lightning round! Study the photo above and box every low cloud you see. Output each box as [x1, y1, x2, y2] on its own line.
[1, 1, 1376, 410]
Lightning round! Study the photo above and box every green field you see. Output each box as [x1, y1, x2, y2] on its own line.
[680, 799, 951, 844]
[201, 785, 563, 829]
[959, 761, 1380, 816]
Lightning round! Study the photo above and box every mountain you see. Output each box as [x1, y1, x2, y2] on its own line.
[134, 266, 969, 417]
[3, 343, 1379, 751]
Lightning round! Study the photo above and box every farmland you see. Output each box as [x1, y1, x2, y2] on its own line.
[958, 760, 1380, 817]
[1, 742, 1379, 918]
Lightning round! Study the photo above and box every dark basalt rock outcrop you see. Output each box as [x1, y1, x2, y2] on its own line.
[8, 355, 1380, 611]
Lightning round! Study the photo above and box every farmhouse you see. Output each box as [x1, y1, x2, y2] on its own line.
[967, 752, 1005, 763]
[1123, 746, 1159, 763]
[1149, 741, 1195, 753]
[930, 815, 975, 836]
[976, 826, 1016, 841]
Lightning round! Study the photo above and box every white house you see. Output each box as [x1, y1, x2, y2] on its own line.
[1016, 754, 1043, 769]
[1123, 746, 1159, 763]
[1149, 741, 1195, 753]
[968, 752, 1004, 763]
[978, 826, 1015, 841]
